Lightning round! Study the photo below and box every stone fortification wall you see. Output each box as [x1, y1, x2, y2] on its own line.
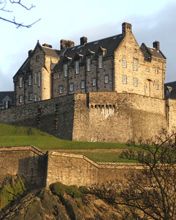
[0, 92, 168, 143]
[0, 146, 46, 187]
[46, 151, 142, 186]
[167, 99, 176, 131]
[0, 95, 75, 140]
[73, 92, 167, 143]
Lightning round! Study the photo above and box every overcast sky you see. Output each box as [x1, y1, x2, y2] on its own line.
[0, 0, 176, 91]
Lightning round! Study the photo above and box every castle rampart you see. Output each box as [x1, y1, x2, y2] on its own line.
[0, 92, 171, 143]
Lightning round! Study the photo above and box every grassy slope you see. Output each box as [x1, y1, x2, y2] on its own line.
[0, 123, 138, 162]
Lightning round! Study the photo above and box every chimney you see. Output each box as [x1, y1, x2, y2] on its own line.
[122, 22, 132, 35]
[80, 36, 88, 45]
[28, 50, 33, 57]
[60, 40, 75, 50]
[42, 43, 52, 48]
[153, 41, 160, 50]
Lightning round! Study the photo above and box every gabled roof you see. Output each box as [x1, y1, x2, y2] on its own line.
[54, 34, 124, 71]
[13, 41, 60, 79]
[140, 43, 166, 60]
[0, 91, 15, 104]
[165, 81, 176, 99]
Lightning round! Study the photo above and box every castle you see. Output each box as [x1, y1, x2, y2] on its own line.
[0, 22, 176, 143]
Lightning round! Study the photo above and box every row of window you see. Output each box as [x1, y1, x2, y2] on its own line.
[121, 75, 160, 90]
[58, 75, 109, 94]
[121, 57, 160, 74]
[63, 55, 103, 77]
[19, 73, 41, 88]
[19, 94, 40, 103]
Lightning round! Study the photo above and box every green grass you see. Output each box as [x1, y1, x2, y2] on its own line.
[0, 123, 140, 162]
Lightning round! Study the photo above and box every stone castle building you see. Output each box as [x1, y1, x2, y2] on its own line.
[13, 22, 166, 105]
[0, 22, 176, 143]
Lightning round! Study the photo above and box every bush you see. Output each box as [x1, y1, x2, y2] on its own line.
[50, 182, 83, 199]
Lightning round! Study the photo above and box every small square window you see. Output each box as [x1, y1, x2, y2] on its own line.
[122, 75, 127, 84]
[69, 83, 74, 92]
[59, 85, 64, 94]
[133, 77, 138, 87]
[36, 55, 40, 62]
[81, 80, 85, 89]
[104, 75, 109, 84]
[92, 78, 96, 87]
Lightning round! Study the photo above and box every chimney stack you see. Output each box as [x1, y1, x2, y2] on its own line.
[122, 22, 132, 35]
[60, 40, 75, 50]
[80, 36, 88, 45]
[153, 41, 160, 50]
[28, 50, 33, 57]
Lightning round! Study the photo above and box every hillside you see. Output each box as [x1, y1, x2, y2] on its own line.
[0, 177, 125, 220]
[0, 123, 138, 163]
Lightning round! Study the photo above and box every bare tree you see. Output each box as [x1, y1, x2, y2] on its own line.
[0, 0, 40, 28]
[118, 131, 176, 220]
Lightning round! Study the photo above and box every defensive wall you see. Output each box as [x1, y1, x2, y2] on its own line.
[0, 92, 175, 143]
[0, 146, 142, 187]
[0, 146, 47, 187]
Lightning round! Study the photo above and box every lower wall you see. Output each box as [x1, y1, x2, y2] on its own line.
[46, 152, 142, 186]
[0, 92, 169, 143]
[0, 147, 47, 187]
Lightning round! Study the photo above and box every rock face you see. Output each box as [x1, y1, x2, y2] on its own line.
[0, 183, 123, 220]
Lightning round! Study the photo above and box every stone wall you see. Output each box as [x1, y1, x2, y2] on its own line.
[73, 92, 167, 143]
[0, 92, 168, 143]
[46, 151, 142, 186]
[0, 146, 47, 187]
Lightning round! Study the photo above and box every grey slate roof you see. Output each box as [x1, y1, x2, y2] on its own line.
[0, 91, 15, 104]
[165, 81, 176, 99]
[54, 34, 124, 70]
[140, 43, 166, 60]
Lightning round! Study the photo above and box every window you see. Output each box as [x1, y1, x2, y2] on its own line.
[133, 77, 138, 87]
[104, 75, 109, 84]
[86, 58, 91, 71]
[122, 74, 127, 84]
[63, 64, 68, 77]
[133, 58, 138, 71]
[34, 73, 37, 85]
[59, 85, 63, 94]
[69, 83, 74, 92]
[155, 81, 159, 90]
[36, 55, 39, 62]
[92, 78, 96, 87]
[98, 55, 103, 68]
[34, 94, 37, 102]
[28, 75, 32, 86]
[19, 77, 23, 88]
[75, 61, 79, 74]
[122, 56, 127, 68]
[28, 93, 33, 101]
[81, 80, 85, 89]
[38, 73, 41, 87]
[19, 95, 23, 103]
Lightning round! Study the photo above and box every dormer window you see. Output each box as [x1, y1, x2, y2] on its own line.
[75, 61, 79, 74]
[19, 77, 23, 88]
[86, 58, 91, 72]
[63, 64, 68, 77]
[98, 55, 103, 69]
